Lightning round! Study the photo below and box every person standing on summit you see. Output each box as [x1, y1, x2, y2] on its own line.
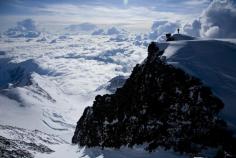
[177, 28, 180, 34]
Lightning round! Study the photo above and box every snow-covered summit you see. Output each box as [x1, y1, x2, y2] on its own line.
[171, 34, 195, 41]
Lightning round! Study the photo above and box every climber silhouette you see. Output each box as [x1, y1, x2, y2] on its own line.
[177, 28, 180, 34]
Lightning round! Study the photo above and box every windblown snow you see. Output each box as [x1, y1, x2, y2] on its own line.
[0, 31, 236, 157]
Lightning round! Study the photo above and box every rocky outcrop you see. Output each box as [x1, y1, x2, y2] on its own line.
[0, 124, 67, 158]
[72, 42, 236, 156]
[0, 135, 53, 158]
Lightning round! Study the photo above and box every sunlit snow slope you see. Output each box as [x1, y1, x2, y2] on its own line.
[163, 36, 236, 129]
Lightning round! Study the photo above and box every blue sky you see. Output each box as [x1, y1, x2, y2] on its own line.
[0, 0, 211, 32]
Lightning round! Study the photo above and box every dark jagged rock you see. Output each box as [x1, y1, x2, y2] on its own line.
[148, 42, 159, 55]
[0, 135, 54, 158]
[72, 42, 236, 156]
[166, 33, 174, 41]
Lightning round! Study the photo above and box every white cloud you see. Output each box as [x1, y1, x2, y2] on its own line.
[4, 18, 41, 38]
[149, 21, 179, 40]
[65, 23, 97, 32]
[183, 0, 236, 38]
[204, 25, 220, 37]
[0, 3, 194, 33]
[183, 0, 210, 6]
[183, 19, 201, 37]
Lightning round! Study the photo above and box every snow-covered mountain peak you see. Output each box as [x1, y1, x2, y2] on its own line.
[171, 34, 196, 41]
[1, 30, 236, 157]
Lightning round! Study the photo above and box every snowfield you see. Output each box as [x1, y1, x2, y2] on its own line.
[0, 32, 236, 157]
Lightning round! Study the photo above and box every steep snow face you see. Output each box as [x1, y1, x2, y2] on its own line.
[164, 39, 236, 128]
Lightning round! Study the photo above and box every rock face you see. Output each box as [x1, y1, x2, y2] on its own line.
[0, 124, 66, 158]
[72, 43, 236, 155]
[0, 136, 53, 158]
